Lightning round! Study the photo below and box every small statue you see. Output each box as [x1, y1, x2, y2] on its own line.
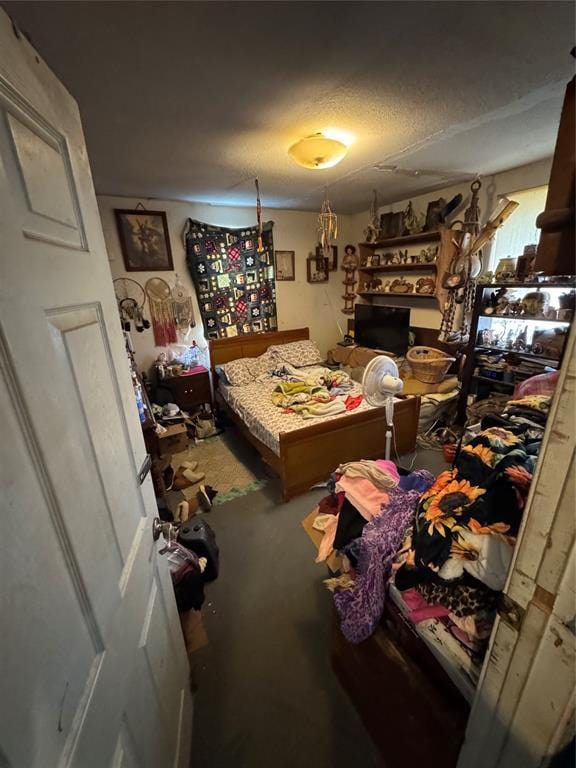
[478, 271, 494, 285]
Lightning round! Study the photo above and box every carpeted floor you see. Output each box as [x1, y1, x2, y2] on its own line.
[189, 433, 448, 768]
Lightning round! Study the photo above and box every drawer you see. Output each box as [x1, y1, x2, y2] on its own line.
[162, 373, 212, 408]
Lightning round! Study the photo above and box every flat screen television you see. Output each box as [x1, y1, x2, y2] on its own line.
[354, 304, 410, 355]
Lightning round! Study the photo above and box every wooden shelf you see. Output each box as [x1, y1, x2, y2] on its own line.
[478, 281, 575, 290]
[472, 375, 515, 388]
[479, 313, 571, 325]
[359, 231, 441, 249]
[359, 263, 437, 274]
[475, 345, 560, 365]
[358, 291, 437, 299]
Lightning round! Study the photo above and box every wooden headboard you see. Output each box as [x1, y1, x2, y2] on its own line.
[209, 327, 310, 371]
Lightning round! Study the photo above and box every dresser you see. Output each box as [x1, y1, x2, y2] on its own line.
[159, 367, 212, 411]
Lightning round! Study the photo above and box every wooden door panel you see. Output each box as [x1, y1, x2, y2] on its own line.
[1, 89, 86, 250]
[0, 363, 103, 768]
[0, 9, 191, 768]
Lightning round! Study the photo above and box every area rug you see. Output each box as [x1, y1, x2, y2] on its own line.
[171, 434, 267, 506]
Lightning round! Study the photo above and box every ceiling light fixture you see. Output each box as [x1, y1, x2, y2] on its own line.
[288, 132, 349, 170]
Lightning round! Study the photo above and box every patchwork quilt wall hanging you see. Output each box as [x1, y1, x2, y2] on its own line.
[184, 219, 277, 340]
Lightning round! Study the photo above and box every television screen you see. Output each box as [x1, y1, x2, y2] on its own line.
[354, 304, 410, 355]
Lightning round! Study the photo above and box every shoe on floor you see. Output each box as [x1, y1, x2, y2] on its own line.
[196, 485, 213, 512]
[173, 467, 205, 490]
[181, 460, 199, 471]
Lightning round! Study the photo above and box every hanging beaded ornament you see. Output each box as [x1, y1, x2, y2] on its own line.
[318, 191, 338, 262]
[145, 277, 177, 347]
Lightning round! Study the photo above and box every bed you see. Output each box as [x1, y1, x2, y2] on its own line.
[210, 328, 420, 501]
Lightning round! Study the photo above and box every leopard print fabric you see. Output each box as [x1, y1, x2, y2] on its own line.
[418, 582, 498, 617]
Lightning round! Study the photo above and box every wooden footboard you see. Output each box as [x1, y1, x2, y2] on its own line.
[278, 397, 420, 500]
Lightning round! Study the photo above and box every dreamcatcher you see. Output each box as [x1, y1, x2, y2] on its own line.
[171, 273, 196, 341]
[318, 190, 338, 262]
[145, 277, 177, 347]
[255, 178, 264, 253]
[113, 278, 150, 333]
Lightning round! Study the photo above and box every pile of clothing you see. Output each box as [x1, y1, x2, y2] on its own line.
[392, 395, 550, 661]
[314, 459, 434, 643]
[271, 364, 359, 418]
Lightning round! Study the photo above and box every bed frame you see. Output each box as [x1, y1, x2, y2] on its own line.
[210, 328, 420, 501]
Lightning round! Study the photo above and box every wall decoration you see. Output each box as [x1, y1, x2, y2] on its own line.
[115, 208, 174, 271]
[315, 244, 338, 271]
[145, 277, 177, 347]
[317, 191, 338, 260]
[171, 273, 196, 340]
[341, 244, 359, 314]
[113, 278, 151, 333]
[307, 255, 329, 283]
[184, 219, 276, 340]
[274, 250, 295, 281]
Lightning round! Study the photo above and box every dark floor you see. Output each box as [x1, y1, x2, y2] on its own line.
[189, 435, 447, 768]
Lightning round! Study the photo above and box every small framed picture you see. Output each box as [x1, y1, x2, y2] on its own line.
[307, 256, 329, 283]
[316, 244, 338, 271]
[115, 209, 174, 271]
[274, 250, 295, 281]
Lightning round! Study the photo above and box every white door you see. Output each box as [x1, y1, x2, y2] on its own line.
[0, 10, 192, 768]
[458, 324, 575, 768]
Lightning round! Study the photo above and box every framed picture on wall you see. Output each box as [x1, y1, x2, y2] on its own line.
[274, 250, 295, 281]
[307, 256, 329, 283]
[114, 209, 174, 271]
[315, 244, 338, 271]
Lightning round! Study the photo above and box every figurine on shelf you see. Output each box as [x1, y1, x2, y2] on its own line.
[341, 244, 359, 314]
[403, 201, 426, 235]
[522, 289, 549, 317]
[390, 277, 414, 294]
[382, 252, 394, 265]
[391, 251, 402, 265]
[367, 277, 383, 292]
[478, 271, 494, 285]
[383, 280, 391, 293]
[415, 277, 436, 295]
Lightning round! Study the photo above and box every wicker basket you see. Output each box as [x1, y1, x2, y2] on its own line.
[406, 346, 456, 384]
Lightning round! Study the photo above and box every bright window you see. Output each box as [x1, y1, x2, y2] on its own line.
[488, 185, 548, 272]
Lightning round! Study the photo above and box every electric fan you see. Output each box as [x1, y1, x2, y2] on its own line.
[362, 356, 404, 460]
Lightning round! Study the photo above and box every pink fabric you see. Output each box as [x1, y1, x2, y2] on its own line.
[315, 514, 339, 563]
[335, 475, 389, 521]
[375, 459, 401, 483]
[513, 370, 559, 398]
[401, 588, 451, 624]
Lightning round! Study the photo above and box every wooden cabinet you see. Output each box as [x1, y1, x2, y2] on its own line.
[535, 76, 575, 275]
[159, 369, 212, 411]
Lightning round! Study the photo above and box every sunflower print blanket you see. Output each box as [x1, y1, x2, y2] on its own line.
[395, 397, 550, 592]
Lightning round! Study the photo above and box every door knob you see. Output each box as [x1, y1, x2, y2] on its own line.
[152, 517, 165, 542]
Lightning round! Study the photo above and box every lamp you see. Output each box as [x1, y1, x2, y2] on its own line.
[288, 132, 348, 169]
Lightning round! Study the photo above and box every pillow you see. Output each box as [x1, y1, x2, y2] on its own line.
[220, 358, 254, 387]
[245, 350, 276, 379]
[270, 339, 323, 368]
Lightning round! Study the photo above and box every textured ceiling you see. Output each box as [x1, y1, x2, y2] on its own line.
[3, 1, 574, 213]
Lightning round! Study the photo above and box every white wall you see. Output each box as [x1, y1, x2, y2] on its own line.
[99, 195, 354, 369]
[349, 159, 553, 330]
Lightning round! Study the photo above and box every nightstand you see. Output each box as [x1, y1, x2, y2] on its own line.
[159, 367, 212, 412]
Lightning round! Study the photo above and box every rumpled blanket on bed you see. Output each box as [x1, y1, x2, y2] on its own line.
[272, 363, 352, 391]
[271, 366, 352, 417]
